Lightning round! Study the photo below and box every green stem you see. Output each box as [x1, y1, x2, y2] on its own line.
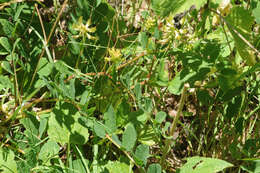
[161, 84, 189, 169]
[66, 142, 71, 168]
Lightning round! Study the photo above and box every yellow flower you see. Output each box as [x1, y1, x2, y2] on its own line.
[105, 47, 122, 63]
[219, 0, 232, 16]
[145, 17, 156, 30]
[72, 16, 97, 40]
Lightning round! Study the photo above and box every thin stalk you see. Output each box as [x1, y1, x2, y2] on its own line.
[74, 145, 91, 173]
[106, 134, 145, 173]
[76, 35, 86, 69]
[29, 0, 68, 89]
[219, 15, 234, 59]
[210, 8, 260, 57]
[161, 84, 189, 169]
[35, 3, 47, 42]
[66, 142, 71, 168]
[12, 39, 22, 106]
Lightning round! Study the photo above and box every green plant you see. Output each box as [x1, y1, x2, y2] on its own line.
[0, 0, 259, 172]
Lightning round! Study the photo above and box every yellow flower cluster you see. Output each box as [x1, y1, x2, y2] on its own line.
[144, 17, 156, 30]
[72, 16, 97, 40]
[105, 47, 122, 63]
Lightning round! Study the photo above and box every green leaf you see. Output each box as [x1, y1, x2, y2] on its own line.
[0, 37, 11, 53]
[72, 159, 89, 173]
[139, 125, 157, 146]
[151, 0, 161, 14]
[94, 121, 106, 138]
[96, 0, 102, 7]
[38, 140, 60, 164]
[160, 0, 207, 17]
[138, 32, 148, 49]
[156, 59, 169, 86]
[235, 117, 244, 135]
[37, 58, 53, 77]
[155, 111, 167, 124]
[134, 144, 150, 166]
[178, 156, 233, 173]
[20, 112, 39, 137]
[39, 117, 48, 138]
[225, 96, 241, 119]
[147, 164, 162, 173]
[134, 83, 142, 101]
[197, 89, 213, 106]
[80, 88, 91, 105]
[47, 102, 89, 145]
[0, 75, 12, 91]
[122, 123, 137, 151]
[0, 147, 17, 173]
[168, 70, 195, 95]
[226, 7, 256, 65]
[55, 60, 70, 74]
[1, 61, 13, 75]
[104, 105, 117, 134]
[241, 160, 260, 173]
[253, 2, 260, 24]
[103, 161, 133, 173]
[0, 19, 14, 37]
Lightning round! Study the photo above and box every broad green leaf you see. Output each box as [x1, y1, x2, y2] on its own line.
[39, 117, 48, 138]
[94, 121, 106, 138]
[80, 88, 91, 105]
[178, 156, 233, 173]
[103, 161, 133, 173]
[72, 159, 89, 173]
[144, 97, 153, 113]
[160, 0, 207, 17]
[134, 83, 142, 101]
[218, 68, 239, 92]
[112, 134, 122, 146]
[59, 77, 76, 100]
[20, 112, 39, 137]
[14, 4, 25, 21]
[1, 61, 13, 75]
[55, 60, 70, 74]
[20, 112, 40, 145]
[155, 111, 167, 124]
[168, 70, 195, 95]
[37, 58, 53, 77]
[156, 59, 169, 87]
[138, 32, 148, 49]
[0, 75, 12, 91]
[253, 2, 260, 24]
[96, 0, 102, 7]
[38, 140, 60, 164]
[0, 37, 11, 52]
[122, 123, 137, 151]
[0, 147, 17, 173]
[226, 7, 256, 65]
[0, 19, 14, 37]
[47, 102, 89, 145]
[104, 105, 117, 134]
[147, 163, 162, 173]
[0, 51, 8, 55]
[134, 144, 150, 166]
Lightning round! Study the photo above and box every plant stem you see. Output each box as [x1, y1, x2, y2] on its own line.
[161, 84, 189, 169]
[106, 134, 145, 173]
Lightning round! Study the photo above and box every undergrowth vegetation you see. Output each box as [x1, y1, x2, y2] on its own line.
[0, 0, 259, 172]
